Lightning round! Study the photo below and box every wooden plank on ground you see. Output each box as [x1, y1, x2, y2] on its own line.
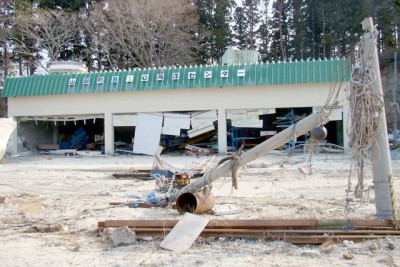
[159, 213, 209, 253]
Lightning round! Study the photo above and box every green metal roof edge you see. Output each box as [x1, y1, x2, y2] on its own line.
[1, 58, 351, 97]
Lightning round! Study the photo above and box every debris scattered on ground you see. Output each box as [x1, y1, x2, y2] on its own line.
[369, 242, 380, 251]
[112, 170, 151, 180]
[185, 145, 211, 156]
[25, 223, 63, 233]
[1, 153, 399, 266]
[301, 249, 321, 257]
[212, 204, 239, 215]
[159, 213, 210, 253]
[18, 201, 42, 213]
[111, 226, 137, 246]
[343, 252, 354, 260]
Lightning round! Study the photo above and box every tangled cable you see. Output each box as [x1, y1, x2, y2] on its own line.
[345, 35, 384, 213]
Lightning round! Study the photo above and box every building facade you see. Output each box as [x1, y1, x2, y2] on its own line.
[2, 58, 351, 155]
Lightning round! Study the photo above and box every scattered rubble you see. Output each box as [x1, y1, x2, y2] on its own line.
[343, 252, 354, 260]
[0, 153, 399, 266]
[25, 223, 63, 233]
[301, 249, 321, 257]
[111, 226, 137, 246]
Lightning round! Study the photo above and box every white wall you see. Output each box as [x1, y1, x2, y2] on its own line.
[7, 84, 346, 116]
[7, 83, 349, 154]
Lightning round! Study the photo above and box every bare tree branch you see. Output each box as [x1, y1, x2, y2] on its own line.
[10, 9, 80, 61]
[90, 0, 199, 68]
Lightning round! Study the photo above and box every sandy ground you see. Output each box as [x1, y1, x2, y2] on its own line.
[1, 151, 400, 267]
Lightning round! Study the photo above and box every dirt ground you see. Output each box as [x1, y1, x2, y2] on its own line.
[1, 151, 400, 267]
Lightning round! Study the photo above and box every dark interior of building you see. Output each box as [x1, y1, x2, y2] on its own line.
[18, 107, 343, 154]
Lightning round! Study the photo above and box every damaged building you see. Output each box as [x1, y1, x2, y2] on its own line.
[1, 55, 351, 156]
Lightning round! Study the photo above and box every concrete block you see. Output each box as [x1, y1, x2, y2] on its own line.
[111, 226, 136, 246]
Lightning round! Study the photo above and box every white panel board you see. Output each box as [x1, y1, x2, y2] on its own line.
[228, 109, 263, 128]
[191, 110, 217, 129]
[0, 119, 17, 160]
[232, 120, 263, 128]
[258, 108, 276, 115]
[260, 130, 277, 136]
[159, 213, 209, 253]
[188, 125, 215, 138]
[313, 107, 342, 121]
[161, 126, 181, 136]
[161, 113, 191, 136]
[164, 113, 191, 129]
[112, 114, 137, 127]
[133, 113, 163, 155]
[227, 109, 275, 119]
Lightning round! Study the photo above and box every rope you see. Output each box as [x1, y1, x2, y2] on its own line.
[346, 28, 384, 210]
[215, 144, 244, 191]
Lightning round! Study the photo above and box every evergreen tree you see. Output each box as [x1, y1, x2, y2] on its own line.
[257, 0, 269, 62]
[214, 0, 235, 61]
[233, 6, 247, 50]
[302, 0, 363, 59]
[374, 0, 400, 55]
[291, 0, 308, 60]
[192, 0, 235, 64]
[192, 0, 214, 64]
[38, 0, 85, 11]
[268, 0, 290, 61]
[0, 0, 14, 79]
[242, 0, 261, 50]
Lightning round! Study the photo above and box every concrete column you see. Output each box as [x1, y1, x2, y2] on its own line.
[342, 104, 350, 151]
[104, 112, 114, 155]
[362, 18, 394, 219]
[217, 108, 227, 154]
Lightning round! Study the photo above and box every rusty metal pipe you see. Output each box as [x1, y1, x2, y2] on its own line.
[175, 190, 215, 214]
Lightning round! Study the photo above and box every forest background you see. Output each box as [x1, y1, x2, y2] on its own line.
[0, 0, 399, 124]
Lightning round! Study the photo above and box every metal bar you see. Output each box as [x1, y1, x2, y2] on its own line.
[131, 228, 400, 236]
[129, 228, 400, 244]
[282, 236, 387, 245]
[99, 219, 319, 229]
[98, 219, 400, 229]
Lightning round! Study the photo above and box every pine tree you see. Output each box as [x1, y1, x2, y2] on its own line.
[37, 0, 85, 11]
[192, 0, 215, 64]
[0, 0, 14, 78]
[291, 0, 308, 60]
[257, 0, 269, 62]
[242, 0, 261, 50]
[192, 0, 235, 63]
[233, 6, 247, 50]
[214, 0, 235, 61]
[268, 0, 290, 61]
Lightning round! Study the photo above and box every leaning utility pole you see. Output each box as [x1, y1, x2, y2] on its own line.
[361, 18, 397, 219]
[168, 109, 330, 203]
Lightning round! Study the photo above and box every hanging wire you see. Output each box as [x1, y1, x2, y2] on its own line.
[344, 29, 384, 214]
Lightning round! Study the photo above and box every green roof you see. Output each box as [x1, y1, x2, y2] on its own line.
[1, 58, 351, 97]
